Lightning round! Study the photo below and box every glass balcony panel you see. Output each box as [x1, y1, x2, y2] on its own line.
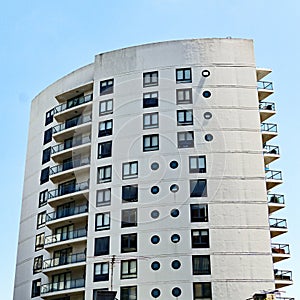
[46, 204, 88, 221]
[45, 228, 87, 245]
[269, 218, 287, 228]
[54, 94, 92, 115]
[257, 81, 273, 90]
[41, 278, 85, 294]
[50, 157, 90, 175]
[52, 114, 92, 134]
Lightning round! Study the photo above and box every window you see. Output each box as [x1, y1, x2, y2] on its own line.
[143, 91, 158, 108]
[143, 71, 158, 87]
[42, 147, 51, 164]
[40, 167, 49, 184]
[95, 212, 110, 231]
[121, 259, 137, 279]
[100, 79, 114, 95]
[177, 131, 194, 148]
[45, 109, 54, 125]
[31, 279, 41, 298]
[121, 286, 137, 300]
[176, 88, 192, 104]
[193, 282, 212, 299]
[39, 190, 48, 207]
[35, 233, 45, 251]
[99, 99, 113, 115]
[33, 256, 43, 274]
[98, 120, 113, 137]
[94, 236, 110, 256]
[191, 229, 209, 248]
[176, 68, 192, 83]
[190, 204, 208, 222]
[123, 161, 138, 179]
[177, 110, 193, 125]
[122, 185, 138, 202]
[189, 156, 206, 173]
[37, 211, 46, 229]
[192, 256, 211, 275]
[143, 134, 159, 152]
[94, 262, 109, 281]
[96, 188, 111, 206]
[97, 165, 112, 183]
[190, 179, 207, 197]
[121, 233, 137, 253]
[143, 112, 159, 129]
[98, 141, 112, 159]
[122, 208, 137, 228]
[43, 128, 52, 145]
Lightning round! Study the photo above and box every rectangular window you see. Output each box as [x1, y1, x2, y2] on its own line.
[40, 167, 49, 184]
[95, 212, 110, 231]
[39, 190, 48, 207]
[143, 112, 159, 129]
[100, 79, 114, 95]
[122, 185, 138, 202]
[143, 71, 158, 87]
[176, 68, 192, 83]
[35, 233, 45, 251]
[193, 282, 212, 299]
[98, 120, 113, 137]
[37, 211, 46, 229]
[96, 188, 111, 207]
[177, 110, 193, 125]
[121, 208, 137, 228]
[42, 147, 51, 164]
[122, 161, 138, 179]
[31, 279, 41, 298]
[97, 165, 112, 183]
[99, 99, 113, 115]
[177, 131, 194, 148]
[192, 256, 211, 275]
[98, 141, 112, 159]
[176, 88, 192, 104]
[189, 156, 206, 173]
[143, 91, 158, 108]
[33, 256, 43, 274]
[120, 286, 137, 300]
[121, 233, 137, 253]
[94, 262, 109, 281]
[190, 179, 207, 197]
[143, 134, 159, 152]
[45, 109, 54, 125]
[190, 204, 208, 222]
[121, 259, 137, 279]
[43, 128, 52, 145]
[191, 229, 209, 248]
[94, 236, 110, 256]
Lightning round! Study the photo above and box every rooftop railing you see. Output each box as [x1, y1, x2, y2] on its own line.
[259, 101, 275, 111]
[271, 243, 290, 255]
[41, 278, 85, 294]
[261, 123, 278, 133]
[48, 180, 89, 199]
[54, 94, 92, 115]
[274, 269, 292, 281]
[43, 252, 86, 269]
[269, 218, 287, 229]
[257, 80, 273, 90]
[263, 144, 279, 155]
[46, 204, 88, 222]
[52, 114, 92, 134]
[268, 193, 285, 204]
[51, 135, 91, 154]
[45, 228, 87, 245]
[50, 157, 90, 175]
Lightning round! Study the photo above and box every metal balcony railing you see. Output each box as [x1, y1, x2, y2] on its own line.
[276, 298, 295, 300]
[54, 94, 92, 115]
[48, 180, 89, 199]
[41, 278, 85, 294]
[261, 123, 278, 133]
[259, 101, 275, 111]
[265, 170, 282, 181]
[46, 204, 88, 222]
[50, 157, 90, 175]
[271, 243, 290, 255]
[45, 228, 87, 245]
[268, 193, 285, 204]
[43, 252, 86, 269]
[51, 135, 91, 154]
[263, 144, 279, 155]
[274, 269, 292, 281]
[269, 218, 287, 229]
[52, 114, 92, 134]
[257, 80, 273, 90]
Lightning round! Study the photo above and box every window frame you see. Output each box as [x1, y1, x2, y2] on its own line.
[176, 68, 192, 83]
[177, 131, 194, 148]
[192, 255, 211, 275]
[99, 99, 113, 115]
[100, 79, 114, 95]
[37, 211, 46, 229]
[94, 236, 110, 256]
[98, 119, 113, 137]
[193, 282, 212, 299]
[121, 233, 137, 253]
[191, 229, 210, 248]
[43, 128, 52, 145]
[39, 190, 48, 207]
[143, 71, 158, 87]
[96, 188, 111, 207]
[177, 110, 193, 126]
[42, 147, 51, 164]
[121, 259, 137, 279]
[95, 212, 110, 231]
[33, 255, 43, 274]
[176, 88, 193, 104]
[121, 208, 137, 228]
[143, 91, 158, 108]
[143, 112, 159, 129]
[98, 141, 112, 159]
[189, 156, 207, 173]
[122, 161, 138, 179]
[143, 134, 159, 152]
[190, 179, 207, 197]
[190, 204, 208, 222]
[45, 109, 54, 126]
[97, 165, 112, 183]
[94, 262, 109, 281]
[40, 167, 50, 184]
[31, 279, 41, 298]
[122, 185, 138, 203]
[35, 233, 45, 251]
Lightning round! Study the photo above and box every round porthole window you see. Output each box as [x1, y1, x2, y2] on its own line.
[169, 160, 178, 169]
[151, 162, 159, 170]
[205, 134, 213, 142]
[170, 184, 179, 193]
[203, 112, 212, 120]
[202, 70, 210, 77]
[202, 91, 211, 98]
[172, 287, 182, 297]
[151, 235, 160, 244]
[171, 234, 180, 243]
[151, 261, 160, 270]
[151, 210, 160, 219]
[151, 186, 160, 194]
[170, 209, 180, 218]
[151, 288, 161, 298]
[171, 260, 181, 270]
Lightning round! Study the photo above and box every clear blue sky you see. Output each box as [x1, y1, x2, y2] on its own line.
[1, 0, 299, 299]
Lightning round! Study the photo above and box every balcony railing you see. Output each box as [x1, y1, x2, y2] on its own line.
[46, 204, 88, 222]
[51, 135, 91, 154]
[54, 94, 92, 115]
[261, 123, 278, 133]
[268, 193, 285, 204]
[276, 298, 295, 300]
[52, 114, 92, 134]
[259, 101, 275, 111]
[269, 218, 287, 229]
[41, 278, 85, 294]
[45, 228, 87, 245]
[50, 157, 90, 176]
[274, 269, 292, 281]
[271, 243, 290, 255]
[43, 252, 86, 269]
[257, 80, 273, 90]
[48, 180, 89, 199]
[263, 144, 279, 155]
[265, 170, 282, 181]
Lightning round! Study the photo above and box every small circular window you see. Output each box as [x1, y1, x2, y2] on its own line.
[151, 288, 161, 298]
[151, 235, 160, 244]
[205, 134, 213, 142]
[170, 209, 180, 218]
[171, 260, 181, 270]
[172, 287, 182, 297]
[151, 162, 159, 170]
[170, 184, 179, 193]
[151, 210, 160, 219]
[171, 234, 180, 243]
[202, 70, 210, 77]
[169, 160, 178, 169]
[203, 112, 212, 120]
[202, 91, 211, 98]
[151, 186, 160, 194]
[151, 261, 160, 270]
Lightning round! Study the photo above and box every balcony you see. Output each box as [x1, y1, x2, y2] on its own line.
[265, 170, 283, 190]
[256, 68, 272, 81]
[41, 278, 85, 296]
[257, 80, 274, 101]
[268, 193, 285, 214]
[274, 269, 293, 288]
[259, 101, 276, 122]
[52, 114, 92, 143]
[276, 298, 295, 300]
[269, 218, 288, 238]
[271, 243, 291, 263]
[261, 123, 278, 143]
[263, 144, 280, 165]
[49, 157, 90, 183]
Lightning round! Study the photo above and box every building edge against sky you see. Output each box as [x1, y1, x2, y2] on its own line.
[13, 38, 293, 300]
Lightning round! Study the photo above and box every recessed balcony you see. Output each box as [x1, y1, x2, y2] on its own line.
[259, 101, 276, 122]
[265, 170, 283, 190]
[257, 80, 274, 101]
[263, 144, 280, 165]
[271, 243, 291, 263]
[274, 269, 293, 289]
[268, 193, 285, 214]
[261, 123, 278, 143]
[269, 218, 288, 238]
